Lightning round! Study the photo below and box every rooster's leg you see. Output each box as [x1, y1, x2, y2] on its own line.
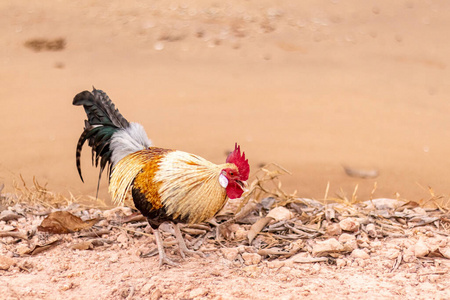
[173, 223, 205, 259]
[153, 228, 178, 267]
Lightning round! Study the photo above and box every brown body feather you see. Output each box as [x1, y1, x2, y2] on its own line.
[109, 147, 237, 228]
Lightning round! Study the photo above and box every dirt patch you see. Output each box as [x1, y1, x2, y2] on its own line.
[24, 38, 66, 52]
[1, 181, 450, 299]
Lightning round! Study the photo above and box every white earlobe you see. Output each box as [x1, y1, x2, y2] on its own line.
[219, 174, 229, 188]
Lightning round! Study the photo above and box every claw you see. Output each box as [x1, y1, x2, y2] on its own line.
[174, 223, 206, 259]
[153, 228, 179, 268]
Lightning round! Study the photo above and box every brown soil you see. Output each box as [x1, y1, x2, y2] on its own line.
[1, 0, 450, 298]
[1, 201, 450, 300]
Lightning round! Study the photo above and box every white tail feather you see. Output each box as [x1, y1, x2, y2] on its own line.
[110, 122, 152, 166]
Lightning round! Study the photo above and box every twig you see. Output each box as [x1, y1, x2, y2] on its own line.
[0, 231, 28, 240]
[418, 270, 447, 276]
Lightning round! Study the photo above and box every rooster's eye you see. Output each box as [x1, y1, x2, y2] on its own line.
[230, 171, 234, 176]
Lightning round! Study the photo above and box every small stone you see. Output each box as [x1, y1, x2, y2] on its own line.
[150, 289, 161, 300]
[189, 287, 207, 298]
[351, 249, 370, 259]
[1, 225, 15, 231]
[364, 198, 404, 210]
[336, 258, 346, 268]
[221, 247, 239, 261]
[326, 223, 342, 236]
[0, 255, 15, 270]
[103, 207, 132, 220]
[242, 265, 260, 278]
[276, 273, 288, 282]
[366, 223, 377, 238]
[385, 248, 401, 260]
[414, 239, 430, 258]
[229, 224, 247, 240]
[355, 258, 367, 267]
[439, 247, 450, 259]
[17, 244, 32, 255]
[116, 232, 129, 244]
[267, 260, 285, 269]
[312, 238, 344, 257]
[234, 227, 248, 240]
[267, 207, 294, 222]
[71, 241, 93, 250]
[141, 283, 155, 295]
[242, 252, 262, 265]
[339, 233, 358, 252]
[154, 42, 164, 51]
[339, 218, 360, 232]
[339, 233, 356, 243]
[403, 245, 416, 263]
[109, 253, 119, 263]
[96, 219, 109, 227]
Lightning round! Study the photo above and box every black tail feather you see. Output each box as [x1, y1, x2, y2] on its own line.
[73, 88, 130, 195]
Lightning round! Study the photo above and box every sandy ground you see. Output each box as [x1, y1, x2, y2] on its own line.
[1, 200, 450, 300]
[1, 0, 450, 298]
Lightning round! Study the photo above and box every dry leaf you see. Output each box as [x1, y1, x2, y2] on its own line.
[248, 216, 273, 244]
[38, 211, 98, 234]
[23, 239, 60, 256]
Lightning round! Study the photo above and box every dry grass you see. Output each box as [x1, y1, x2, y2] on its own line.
[237, 164, 450, 214]
[0, 175, 108, 209]
[1, 167, 449, 213]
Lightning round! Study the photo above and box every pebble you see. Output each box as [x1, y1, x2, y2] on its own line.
[312, 238, 344, 257]
[339, 233, 358, 252]
[221, 247, 239, 261]
[326, 223, 342, 236]
[339, 218, 360, 232]
[267, 206, 294, 222]
[414, 239, 430, 258]
[439, 247, 450, 259]
[385, 248, 401, 260]
[0, 255, 15, 270]
[267, 260, 286, 269]
[336, 258, 346, 268]
[189, 287, 207, 298]
[366, 223, 377, 238]
[403, 245, 416, 263]
[102, 207, 133, 220]
[16, 244, 32, 255]
[71, 241, 93, 250]
[242, 252, 262, 265]
[242, 265, 260, 278]
[141, 283, 155, 295]
[109, 253, 119, 263]
[150, 289, 162, 300]
[1, 225, 15, 231]
[234, 227, 248, 240]
[351, 249, 370, 259]
[228, 224, 248, 240]
[116, 232, 129, 244]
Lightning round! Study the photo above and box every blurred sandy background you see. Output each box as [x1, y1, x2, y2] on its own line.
[1, 0, 450, 203]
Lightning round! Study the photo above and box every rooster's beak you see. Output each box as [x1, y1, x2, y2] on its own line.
[236, 180, 248, 191]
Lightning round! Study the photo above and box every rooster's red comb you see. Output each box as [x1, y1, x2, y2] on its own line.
[226, 143, 250, 181]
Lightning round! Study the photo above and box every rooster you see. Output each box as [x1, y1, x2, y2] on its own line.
[73, 88, 250, 266]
